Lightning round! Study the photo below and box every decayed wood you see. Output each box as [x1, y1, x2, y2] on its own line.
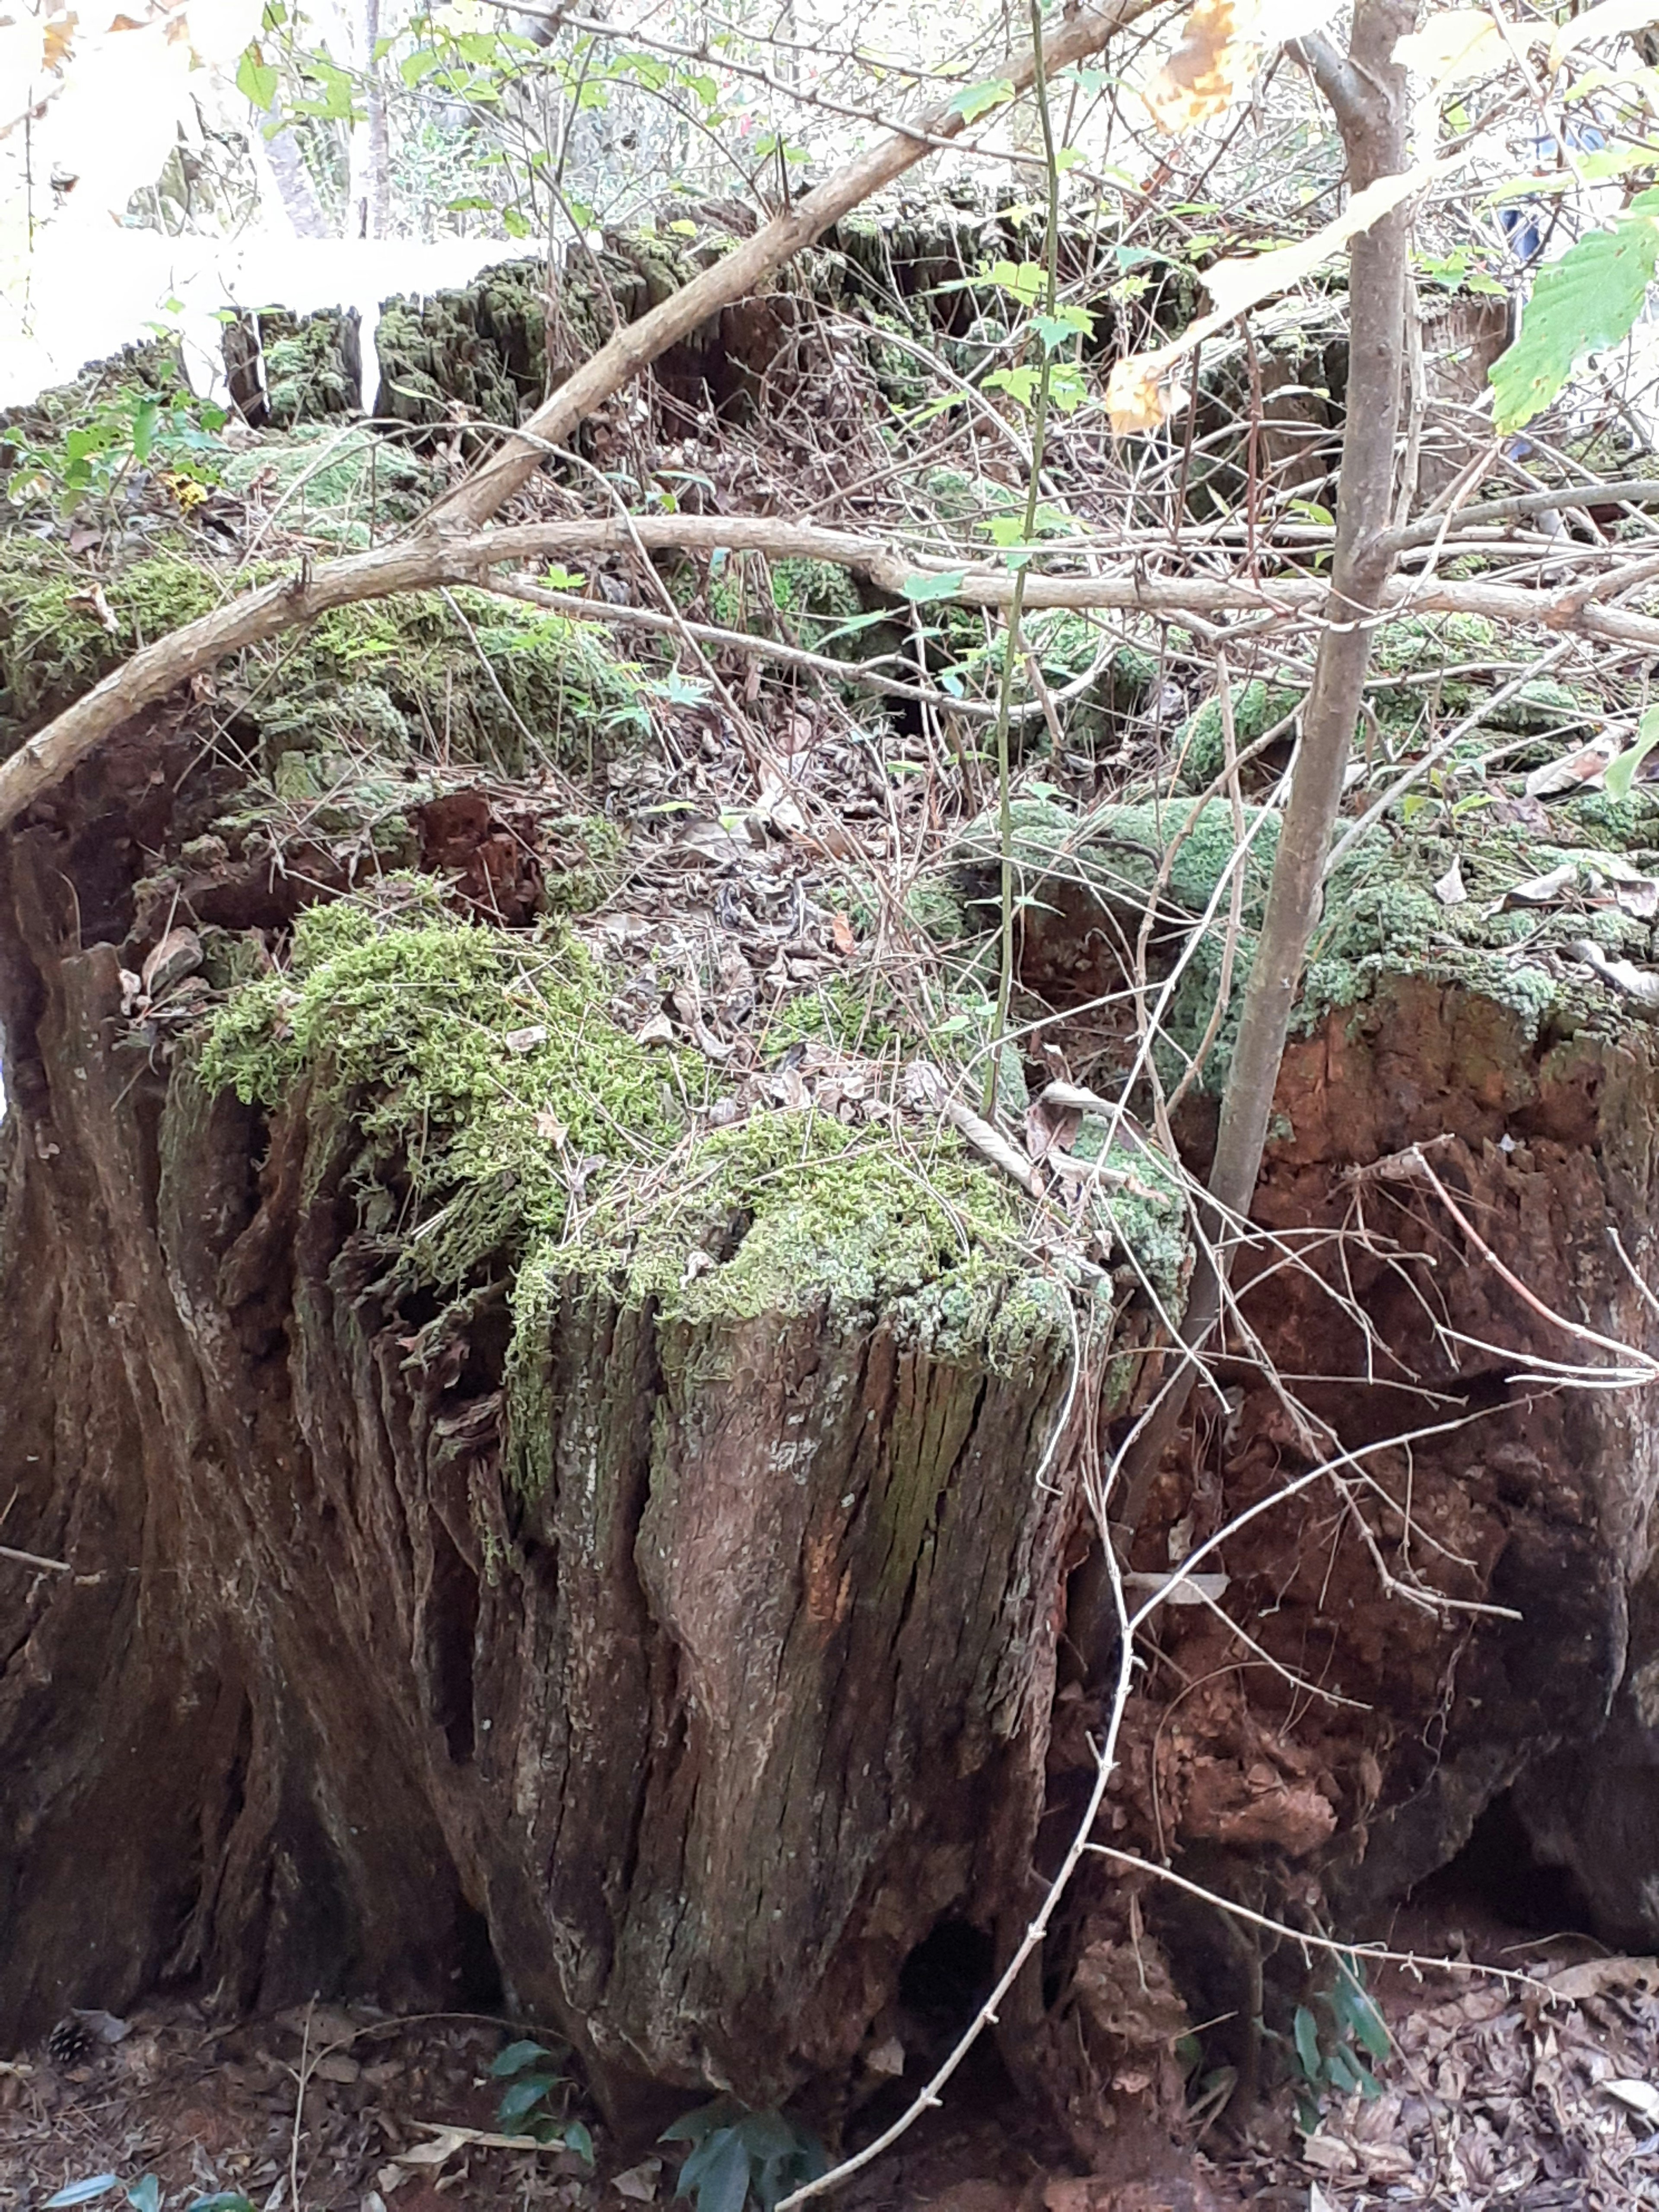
[417, 0, 1157, 532]
[1100, 0, 1422, 1543]
[0, 816, 1077, 2102]
[7, 510, 1659, 833]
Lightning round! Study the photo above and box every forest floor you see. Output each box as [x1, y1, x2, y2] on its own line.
[4, 1885, 1659, 2212]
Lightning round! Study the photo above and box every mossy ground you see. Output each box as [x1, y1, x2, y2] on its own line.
[0, 537, 644, 771]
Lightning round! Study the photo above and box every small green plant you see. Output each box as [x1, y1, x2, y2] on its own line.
[43, 2180, 248, 2212]
[489, 2037, 594, 2162]
[662, 2100, 826, 2212]
[1274, 1954, 1390, 2133]
[5, 389, 226, 519]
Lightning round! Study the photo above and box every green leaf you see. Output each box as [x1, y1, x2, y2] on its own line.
[948, 76, 1014, 122]
[1054, 146, 1084, 171]
[47, 2181, 121, 2208]
[1490, 214, 1659, 431]
[900, 570, 966, 602]
[502, 207, 532, 238]
[562, 2120, 595, 2167]
[1324, 2043, 1364, 2094]
[682, 2130, 751, 2212]
[1604, 703, 1659, 796]
[1033, 306, 1093, 351]
[235, 46, 279, 108]
[130, 398, 159, 464]
[984, 365, 1039, 407]
[1293, 2005, 1322, 2082]
[491, 2039, 553, 2077]
[497, 2074, 557, 2125]
[1047, 362, 1088, 413]
[400, 45, 445, 84]
[988, 257, 1045, 306]
[127, 2181, 161, 2212]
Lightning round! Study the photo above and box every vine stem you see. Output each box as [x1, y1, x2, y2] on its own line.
[982, 0, 1065, 1119]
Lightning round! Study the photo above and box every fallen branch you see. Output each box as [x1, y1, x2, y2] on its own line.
[13, 513, 1659, 831]
[489, 574, 1014, 720]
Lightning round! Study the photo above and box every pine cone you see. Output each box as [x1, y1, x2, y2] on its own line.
[47, 2017, 94, 2067]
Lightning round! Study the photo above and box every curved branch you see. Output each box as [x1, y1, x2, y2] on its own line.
[6, 512, 1659, 832]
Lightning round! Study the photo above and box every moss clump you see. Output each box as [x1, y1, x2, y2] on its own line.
[770, 556, 864, 652]
[200, 889, 697, 1289]
[252, 587, 642, 773]
[525, 1109, 1057, 1353]
[760, 976, 897, 1059]
[219, 423, 434, 549]
[0, 542, 223, 748]
[1176, 680, 1301, 792]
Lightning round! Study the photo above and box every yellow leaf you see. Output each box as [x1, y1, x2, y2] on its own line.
[1393, 9, 1506, 85]
[1106, 353, 1174, 432]
[1143, 0, 1259, 132]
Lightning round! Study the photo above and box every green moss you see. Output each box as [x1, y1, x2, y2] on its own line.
[1369, 612, 1500, 676]
[770, 556, 864, 652]
[0, 533, 642, 771]
[524, 1109, 1055, 1350]
[0, 542, 223, 747]
[257, 311, 359, 426]
[1176, 680, 1301, 792]
[200, 890, 696, 1290]
[762, 976, 896, 1058]
[254, 586, 642, 773]
[219, 423, 433, 549]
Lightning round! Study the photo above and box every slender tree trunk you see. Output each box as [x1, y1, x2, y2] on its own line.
[261, 125, 331, 239]
[1108, 0, 1418, 1544]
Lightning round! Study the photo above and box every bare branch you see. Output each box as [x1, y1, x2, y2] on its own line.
[10, 510, 1659, 833]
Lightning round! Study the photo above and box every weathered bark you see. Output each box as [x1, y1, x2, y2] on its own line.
[0, 763, 1083, 2122]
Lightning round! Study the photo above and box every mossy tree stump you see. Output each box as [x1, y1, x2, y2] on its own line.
[0, 804, 1098, 2125]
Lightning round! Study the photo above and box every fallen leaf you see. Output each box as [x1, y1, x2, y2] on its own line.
[1122, 1570, 1231, 1606]
[1499, 861, 1580, 908]
[1434, 855, 1468, 906]
[1548, 1955, 1659, 2002]
[1525, 737, 1618, 797]
[613, 2160, 662, 2202]
[67, 584, 119, 636]
[1605, 2078, 1659, 2123]
[140, 925, 202, 999]
[311, 2052, 360, 2084]
[831, 913, 856, 956]
[504, 1025, 547, 1053]
[636, 1012, 675, 1046]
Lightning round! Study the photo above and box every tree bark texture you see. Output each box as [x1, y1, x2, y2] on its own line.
[0, 785, 1080, 2122]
